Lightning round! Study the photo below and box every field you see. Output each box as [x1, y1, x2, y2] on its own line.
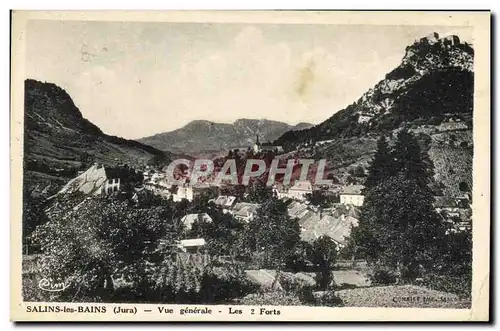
[22, 256, 469, 308]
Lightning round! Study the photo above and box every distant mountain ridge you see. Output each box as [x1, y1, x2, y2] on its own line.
[138, 118, 313, 157]
[24, 79, 171, 195]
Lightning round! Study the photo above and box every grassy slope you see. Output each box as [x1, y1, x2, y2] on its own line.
[282, 128, 472, 195]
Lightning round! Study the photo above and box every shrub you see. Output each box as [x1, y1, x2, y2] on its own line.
[278, 272, 315, 293]
[369, 265, 397, 285]
[315, 290, 344, 307]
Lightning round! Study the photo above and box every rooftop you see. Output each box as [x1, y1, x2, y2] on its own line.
[300, 214, 358, 246]
[178, 238, 206, 247]
[212, 195, 237, 207]
[341, 184, 365, 195]
[290, 180, 313, 192]
[232, 202, 260, 218]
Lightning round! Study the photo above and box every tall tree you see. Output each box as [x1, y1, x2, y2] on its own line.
[364, 135, 391, 191]
[305, 190, 330, 208]
[352, 130, 447, 280]
[391, 129, 434, 187]
[358, 174, 447, 278]
[311, 236, 338, 290]
[246, 181, 273, 204]
[245, 198, 301, 268]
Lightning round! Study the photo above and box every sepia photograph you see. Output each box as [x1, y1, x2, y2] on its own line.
[10, 10, 490, 322]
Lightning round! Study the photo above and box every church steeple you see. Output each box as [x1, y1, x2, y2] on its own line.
[253, 134, 261, 154]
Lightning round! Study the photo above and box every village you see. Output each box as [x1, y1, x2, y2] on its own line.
[52, 134, 472, 258]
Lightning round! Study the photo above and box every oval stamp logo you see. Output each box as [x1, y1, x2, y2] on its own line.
[38, 278, 70, 292]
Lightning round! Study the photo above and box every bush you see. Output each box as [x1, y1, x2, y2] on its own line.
[369, 266, 397, 285]
[296, 286, 344, 307]
[315, 290, 344, 307]
[278, 272, 315, 293]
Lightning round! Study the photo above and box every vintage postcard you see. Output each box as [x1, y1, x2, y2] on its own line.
[10, 10, 490, 322]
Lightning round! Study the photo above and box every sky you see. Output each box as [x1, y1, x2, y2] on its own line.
[25, 20, 472, 139]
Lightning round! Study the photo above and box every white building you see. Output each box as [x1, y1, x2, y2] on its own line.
[173, 185, 194, 202]
[104, 178, 121, 194]
[210, 195, 237, 213]
[252, 135, 284, 154]
[58, 163, 126, 196]
[315, 139, 335, 147]
[212, 195, 236, 208]
[340, 184, 365, 206]
[284, 180, 313, 201]
[176, 238, 206, 253]
[180, 213, 213, 231]
[231, 202, 260, 223]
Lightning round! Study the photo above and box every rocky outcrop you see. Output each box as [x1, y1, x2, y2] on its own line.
[275, 32, 474, 145]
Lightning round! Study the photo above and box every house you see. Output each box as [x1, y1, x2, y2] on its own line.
[144, 181, 171, 198]
[173, 185, 194, 202]
[176, 238, 206, 253]
[231, 202, 260, 222]
[434, 196, 460, 214]
[57, 163, 130, 196]
[434, 196, 470, 214]
[287, 201, 311, 221]
[143, 172, 172, 198]
[434, 196, 471, 232]
[272, 183, 287, 199]
[284, 180, 313, 201]
[149, 172, 166, 184]
[358, 114, 372, 123]
[340, 184, 365, 206]
[210, 195, 237, 213]
[212, 195, 237, 208]
[142, 168, 154, 183]
[315, 139, 335, 147]
[252, 135, 284, 154]
[232, 146, 252, 154]
[260, 144, 284, 154]
[443, 35, 460, 47]
[285, 199, 360, 248]
[300, 212, 359, 248]
[180, 213, 213, 231]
